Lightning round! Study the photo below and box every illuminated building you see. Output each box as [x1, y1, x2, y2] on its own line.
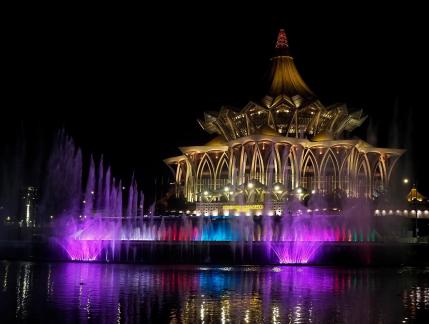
[20, 186, 38, 227]
[407, 184, 427, 204]
[164, 30, 404, 215]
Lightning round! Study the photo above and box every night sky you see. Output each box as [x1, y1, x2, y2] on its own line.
[2, 4, 427, 202]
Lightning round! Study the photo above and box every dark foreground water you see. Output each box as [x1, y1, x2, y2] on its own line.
[1, 261, 428, 323]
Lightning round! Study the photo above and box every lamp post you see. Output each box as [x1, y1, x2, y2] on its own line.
[412, 200, 419, 240]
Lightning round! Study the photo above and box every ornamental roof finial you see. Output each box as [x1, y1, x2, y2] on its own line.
[275, 29, 289, 49]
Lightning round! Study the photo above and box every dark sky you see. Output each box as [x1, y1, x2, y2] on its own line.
[2, 4, 428, 200]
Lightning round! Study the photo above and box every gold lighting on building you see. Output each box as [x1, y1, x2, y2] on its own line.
[164, 30, 404, 213]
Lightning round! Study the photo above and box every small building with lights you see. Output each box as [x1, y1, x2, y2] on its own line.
[164, 30, 404, 216]
[19, 186, 38, 227]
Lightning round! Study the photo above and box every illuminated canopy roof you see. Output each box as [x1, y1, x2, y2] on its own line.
[198, 29, 367, 141]
[407, 185, 427, 203]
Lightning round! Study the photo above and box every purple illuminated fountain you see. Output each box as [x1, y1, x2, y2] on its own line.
[42, 131, 374, 264]
[57, 238, 105, 261]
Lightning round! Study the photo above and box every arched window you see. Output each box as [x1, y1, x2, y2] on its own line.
[283, 154, 294, 190]
[357, 159, 369, 198]
[321, 153, 338, 195]
[302, 152, 318, 191]
[215, 154, 229, 189]
[372, 162, 384, 198]
[197, 155, 215, 195]
[251, 146, 265, 183]
[265, 154, 277, 186]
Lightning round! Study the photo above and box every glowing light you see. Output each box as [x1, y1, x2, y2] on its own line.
[222, 204, 263, 212]
[90, 191, 95, 195]
[203, 191, 209, 196]
[224, 186, 230, 192]
[6, 216, 10, 221]
[311, 189, 316, 194]
[297, 188, 302, 194]
[57, 239, 104, 261]
[275, 28, 289, 48]
[247, 183, 254, 189]
[244, 309, 250, 323]
[50, 215, 54, 219]
[272, 241, 323, 264]
[403, 178, 409, 184]
[26, 203, 30, 226]
[274, 185, 280, 191]
[375, 209, 380, 215]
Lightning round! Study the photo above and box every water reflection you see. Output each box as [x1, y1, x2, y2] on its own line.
[0, 261, 428, 323]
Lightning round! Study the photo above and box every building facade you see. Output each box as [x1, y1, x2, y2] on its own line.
[164, 30, 404, 215]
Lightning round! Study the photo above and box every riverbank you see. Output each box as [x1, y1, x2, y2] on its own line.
[1, 239, 429, 266]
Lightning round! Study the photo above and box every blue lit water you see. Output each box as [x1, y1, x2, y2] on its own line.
[0, 260, 428, 323]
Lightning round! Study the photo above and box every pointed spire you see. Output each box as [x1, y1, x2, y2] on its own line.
[275, 29, 289, 49]
[269, 30, 315, 99]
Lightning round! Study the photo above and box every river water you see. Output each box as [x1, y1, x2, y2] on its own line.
[0, 261, 428, 323]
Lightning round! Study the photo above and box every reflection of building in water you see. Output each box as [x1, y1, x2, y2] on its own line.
[1, 263, 429, 322]
[15, 263, 31, 320]
[19, 186, 38, 227]
[402, 285, 429, 321]
[164, 30, 404, 215]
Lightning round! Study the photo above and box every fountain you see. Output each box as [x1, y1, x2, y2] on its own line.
[35, 132, 377, 264]
[0, 130, 376, 264]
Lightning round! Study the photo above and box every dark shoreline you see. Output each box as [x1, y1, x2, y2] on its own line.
[1, 240, 429, 266]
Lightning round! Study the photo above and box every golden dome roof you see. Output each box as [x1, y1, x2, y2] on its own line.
[311, 131, 334, 142]
[205, 135, 227, 146]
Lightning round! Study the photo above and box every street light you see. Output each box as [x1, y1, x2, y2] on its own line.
[411, 199, 419, 240]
